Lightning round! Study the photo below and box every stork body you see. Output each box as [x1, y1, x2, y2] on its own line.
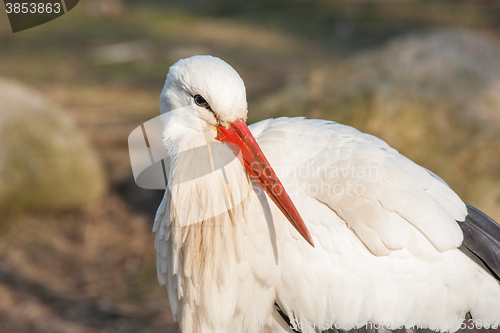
[153, 56, 500, 333]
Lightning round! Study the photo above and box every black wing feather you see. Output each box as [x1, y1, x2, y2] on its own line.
[458, 204, 500, 282]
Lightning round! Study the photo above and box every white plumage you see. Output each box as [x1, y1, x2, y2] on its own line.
[153, 55, 500, 333]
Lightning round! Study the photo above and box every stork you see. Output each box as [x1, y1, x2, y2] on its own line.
[152, 55, 500, 333]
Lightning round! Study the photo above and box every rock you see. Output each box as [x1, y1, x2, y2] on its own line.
[0, 78, 106, 212]
[257, 29, 500, 220]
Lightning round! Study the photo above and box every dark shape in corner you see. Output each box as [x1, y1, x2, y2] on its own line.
[64, 0, 78, 11]
[5, 0, 79, 33]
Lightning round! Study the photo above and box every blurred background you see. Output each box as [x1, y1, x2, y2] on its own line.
[0, 1, 499, 332]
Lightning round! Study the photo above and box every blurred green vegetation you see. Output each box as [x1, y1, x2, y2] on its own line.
[2, 0, 499, 95]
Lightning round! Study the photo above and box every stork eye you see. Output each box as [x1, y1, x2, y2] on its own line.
[194, 95, 209, 108]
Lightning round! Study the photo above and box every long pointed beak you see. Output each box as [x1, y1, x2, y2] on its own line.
[216, 118, 315, 247]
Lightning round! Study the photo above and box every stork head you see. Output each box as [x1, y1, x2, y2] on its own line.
[160, 55, 314, 247]
[160, 55, 248, 127]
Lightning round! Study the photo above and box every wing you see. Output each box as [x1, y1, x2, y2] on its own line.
[251, 118, 500, 331]
[252, 117, 468, 260]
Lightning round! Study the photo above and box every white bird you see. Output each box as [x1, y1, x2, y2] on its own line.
[152, 55, 500, 333]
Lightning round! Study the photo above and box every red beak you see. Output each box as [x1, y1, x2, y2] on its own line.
[216, 118, 315, 247]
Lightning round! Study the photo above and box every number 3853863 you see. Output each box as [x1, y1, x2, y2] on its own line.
[5, 2, 61, 14]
